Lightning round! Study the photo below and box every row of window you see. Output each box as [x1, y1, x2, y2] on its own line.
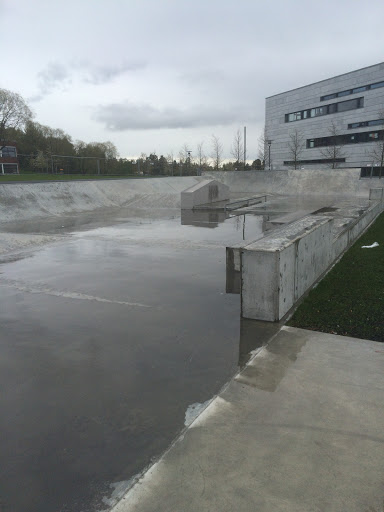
[320, 80, 384, 102]
[284, 158, 346, 165]
[0, 146, 17, 158]
[348, 119, 383, 129]
[307, 129, 384, 148]
[361, 167, 384, 178]
[285, 98, 364, 123]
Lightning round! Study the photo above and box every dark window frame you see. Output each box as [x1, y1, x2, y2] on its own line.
[306, 129, 384, 148]
[320, 79, 384, 101]
[348, 119, 384, 129]
[0, 146, 17, 158]
[284, 157, 346, 165]
[285, 97, 364, 123]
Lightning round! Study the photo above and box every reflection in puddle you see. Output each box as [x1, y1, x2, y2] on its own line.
[184, 400, 211, 426]
[236, 328, 307, 392]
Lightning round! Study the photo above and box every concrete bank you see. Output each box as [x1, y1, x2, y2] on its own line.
[112, 326, 384, 512]
[203, 169, 377, 197]
[0, 176, 201, 223]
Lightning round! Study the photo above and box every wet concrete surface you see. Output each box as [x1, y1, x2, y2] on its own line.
[0, 209, 272, 512]
[113, 327, 384, 512]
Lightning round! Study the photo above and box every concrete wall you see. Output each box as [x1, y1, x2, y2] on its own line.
[241, 217, 333, 321]
[180, 179, 229, 209]
[265, 62, 384, 169]
[0, 177, 201, 223]
[203, 169, 377, 198]
[240, 197, 384, 322]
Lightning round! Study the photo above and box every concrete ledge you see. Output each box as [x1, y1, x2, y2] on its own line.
[241, 216, 333, 321]
[180, 179, 229, 209]
[239, 194, 384, 322]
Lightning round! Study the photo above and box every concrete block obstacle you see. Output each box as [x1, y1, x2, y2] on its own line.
[180, 179, 229, 209]
[241, 216, 333, 321]
[236, 191, 384, 322]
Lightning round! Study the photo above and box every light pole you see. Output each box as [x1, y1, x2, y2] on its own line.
[267, 140, 272, 170]
[187, 150, 191, 175]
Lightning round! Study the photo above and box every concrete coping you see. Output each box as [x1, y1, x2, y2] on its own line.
[244, 215, 332, 253]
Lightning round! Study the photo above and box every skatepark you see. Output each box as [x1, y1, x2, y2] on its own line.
[0, 170, 383, 512]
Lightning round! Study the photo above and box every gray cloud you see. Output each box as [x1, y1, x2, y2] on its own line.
[81, 61, 146, 85]
[30, 59, 146, 102]
[93, 102, 259, 131]
[29, 62, 70, 102]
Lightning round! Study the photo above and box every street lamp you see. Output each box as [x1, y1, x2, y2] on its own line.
[267, 140, 272, 170]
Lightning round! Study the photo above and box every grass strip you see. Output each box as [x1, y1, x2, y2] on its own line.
[0, 174, 144, 182]
[287, 211, 384, 342]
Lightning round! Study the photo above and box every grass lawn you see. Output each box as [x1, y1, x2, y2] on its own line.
[287, 211, 384, 342]
[0, 174, 144, 182]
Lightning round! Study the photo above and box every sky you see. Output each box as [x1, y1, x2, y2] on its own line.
[1, 0, 384, 161]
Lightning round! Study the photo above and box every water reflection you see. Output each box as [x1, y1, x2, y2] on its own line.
[236, 327, 307, 391]
[238, 317, 283, 368]
[180, 210, 227, 227]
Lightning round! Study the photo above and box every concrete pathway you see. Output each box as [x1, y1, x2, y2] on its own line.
[112, 327, 384, 512]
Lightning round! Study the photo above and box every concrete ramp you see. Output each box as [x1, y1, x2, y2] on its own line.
[0, 177, 201, 223]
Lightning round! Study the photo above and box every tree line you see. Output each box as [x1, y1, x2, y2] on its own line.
[1, 87, 265, 176]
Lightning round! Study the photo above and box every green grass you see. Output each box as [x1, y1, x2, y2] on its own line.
[287, 211, 384, 342]
[0, 173, 143, 181]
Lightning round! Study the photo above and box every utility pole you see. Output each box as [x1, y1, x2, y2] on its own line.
[243, 126, 247, 171]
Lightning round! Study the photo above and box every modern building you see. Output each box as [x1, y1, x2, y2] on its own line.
[265, 62, 384, 171]
[0, 141, 19, 174]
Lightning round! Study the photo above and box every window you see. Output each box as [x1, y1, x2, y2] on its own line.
[368, 119, 384, 126]
[337, 97, 363, 112]
[1, 146, 17, 158]
[337, 90, 351, 97]
[349, 122, 362, 129]
[352, 86, 367, 93]
[370, 81, 384, 89]
[321, 93, 337, 101]
[348, 119, 384, 129]
[311, 107, 326, 117]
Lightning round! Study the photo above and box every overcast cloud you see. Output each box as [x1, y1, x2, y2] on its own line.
[1, 0, 384, 159]
[94, 102, 258, 130]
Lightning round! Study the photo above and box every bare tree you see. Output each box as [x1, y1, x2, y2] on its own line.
[319, 121, 345, 169]
[196, 141, 206, 175]
[166, 152, 175, 175]
[367, 110, 384, 178]
[230, 129, 244, 169]
[210, 134, 223, 170]
[287, 129, 305, 169]
[0, 88, 33, 147]
[258, 127, 269, 169]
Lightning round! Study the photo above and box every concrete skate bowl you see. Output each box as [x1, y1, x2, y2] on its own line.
[0, 174, 383, 512]
[0, 176, 273, 512]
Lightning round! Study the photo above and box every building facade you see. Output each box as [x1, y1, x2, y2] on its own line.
[0, 141, 19, 174]
[265, 62, 384, 171]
